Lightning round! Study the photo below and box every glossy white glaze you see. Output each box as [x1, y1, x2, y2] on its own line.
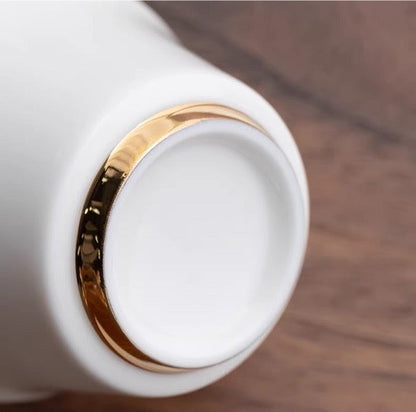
[0, 2, 309, 401]
[105, 119, 305, 369]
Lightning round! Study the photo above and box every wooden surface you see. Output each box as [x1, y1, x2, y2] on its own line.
[5, 3, 416, 411]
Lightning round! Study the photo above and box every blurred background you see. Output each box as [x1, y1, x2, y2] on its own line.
[5, 2, 416, 411]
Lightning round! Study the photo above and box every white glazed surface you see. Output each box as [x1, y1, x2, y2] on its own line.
[0, 1, 309, 400]
[105, 119, 305, 369]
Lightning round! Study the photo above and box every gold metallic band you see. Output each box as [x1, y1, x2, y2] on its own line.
[75, 103, 268, 373]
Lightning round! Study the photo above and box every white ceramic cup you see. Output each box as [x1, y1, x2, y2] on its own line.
[0, 2, 309, 402]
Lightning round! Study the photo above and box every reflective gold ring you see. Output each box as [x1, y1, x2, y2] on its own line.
[75, 103, 268, 373]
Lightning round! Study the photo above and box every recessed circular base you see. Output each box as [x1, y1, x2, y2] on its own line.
[76, 104, 305, 373]
[105, 119, 304, 368]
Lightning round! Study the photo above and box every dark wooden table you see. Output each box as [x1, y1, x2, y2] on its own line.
[5, 3, 416, 411]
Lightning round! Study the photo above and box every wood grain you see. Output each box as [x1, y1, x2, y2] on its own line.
[4, 3, 416, 411]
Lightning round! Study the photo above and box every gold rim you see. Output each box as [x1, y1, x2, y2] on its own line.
[75, 103, 268, 373]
